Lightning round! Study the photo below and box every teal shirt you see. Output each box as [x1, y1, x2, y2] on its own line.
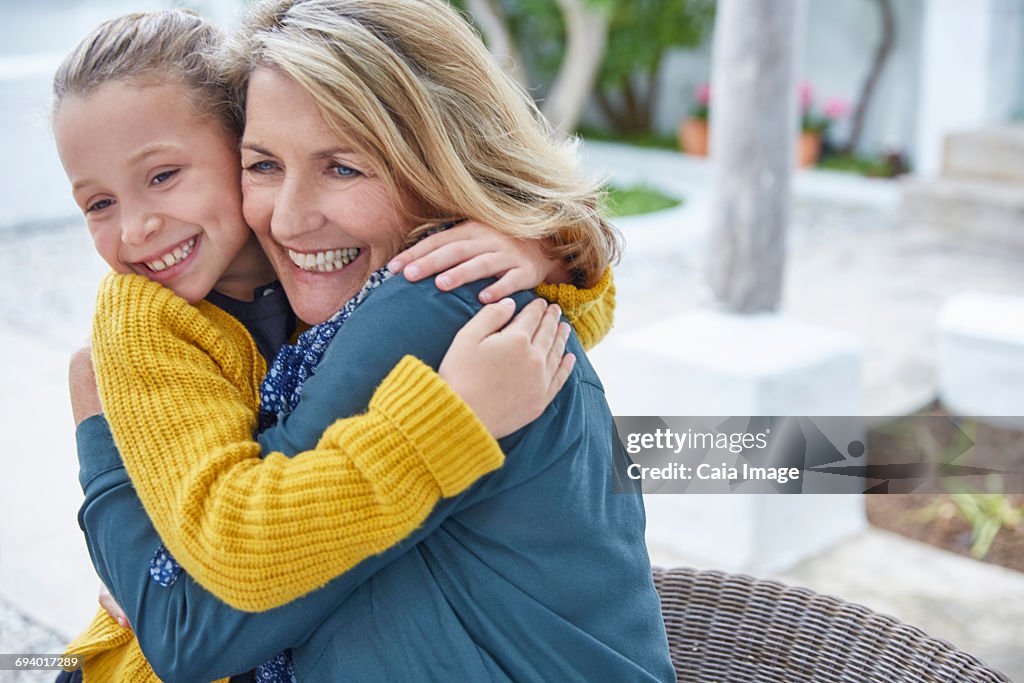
[76, 276, 674, 682]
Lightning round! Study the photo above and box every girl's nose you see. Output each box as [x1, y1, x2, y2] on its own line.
[122, 214, 162, 246]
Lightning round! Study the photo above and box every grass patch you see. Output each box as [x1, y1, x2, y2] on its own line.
[606, 184, 683, 217]
[578, 126, 679, 151]
[817, 152, 894, 177]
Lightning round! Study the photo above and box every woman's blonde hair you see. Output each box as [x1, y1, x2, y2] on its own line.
[228, 0, 620, 285]
[52, 9, 241, 138]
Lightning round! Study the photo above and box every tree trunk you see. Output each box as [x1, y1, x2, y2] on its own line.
[842, 0, 896, 154]
[541, 0, 609, 132]
[706, 0, 800, 313]
[594, 89, 630, 130]
[620, 75, 642, 133]
[596, 59, 662, 134]
[465, 0, 531, 91]
[639, 57, 663, 135]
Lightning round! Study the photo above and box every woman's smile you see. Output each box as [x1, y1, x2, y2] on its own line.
[285, 246, 362, 273]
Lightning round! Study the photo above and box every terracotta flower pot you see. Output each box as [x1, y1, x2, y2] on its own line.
[798, 130, 821, 168]
[679, 117, 709, 157]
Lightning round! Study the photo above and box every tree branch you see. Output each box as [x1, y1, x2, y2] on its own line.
[465, 0, 531, 91]
[843, 0, 895, 154]
[541, 0, 610, 132]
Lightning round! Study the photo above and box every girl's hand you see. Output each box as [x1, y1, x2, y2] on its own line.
[99, 584, 131, 631]
[68, 346, 102, 426]
[388, 221, 571, 304]
[440, 298, 575, 439]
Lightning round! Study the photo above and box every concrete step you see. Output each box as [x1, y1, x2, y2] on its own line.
[900, 176, 1024, 248]
[938, 291, 1024, 428]
[943, 126, 1024, 184]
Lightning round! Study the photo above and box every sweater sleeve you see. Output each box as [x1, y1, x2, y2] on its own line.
[534, 266, 615, 350]
[90, 273, 504, 613]
[71, 420, 498, 682]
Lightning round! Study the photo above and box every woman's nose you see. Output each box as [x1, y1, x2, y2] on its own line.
[121, 213, 162, 246]
[270, 178, 325, 242]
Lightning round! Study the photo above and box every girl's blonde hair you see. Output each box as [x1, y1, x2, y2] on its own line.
[52, 9, 241, 137]
[228, 0, 620, 285]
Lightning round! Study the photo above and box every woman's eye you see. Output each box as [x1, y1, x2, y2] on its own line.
[86, 198, 114, 213]
[331, 163, 360, 178]
[246, 160, 278, 173]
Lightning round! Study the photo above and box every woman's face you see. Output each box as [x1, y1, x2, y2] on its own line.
[241, 68, 411, 325]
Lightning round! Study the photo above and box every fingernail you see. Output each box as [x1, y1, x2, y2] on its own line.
[567, 353, 577, 368]
[387, 260, 402, 273]
[118, 617, 126, 628]
[551, 304, 561, 317]
[405, 265, 420, 280]
[480, 290, 493, 303]
[437, 274, 451, 289]
[499, 298, 515, 308]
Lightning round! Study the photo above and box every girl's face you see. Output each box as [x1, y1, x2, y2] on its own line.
[240, 68, 411, 325]
[54, 81, 269, 304]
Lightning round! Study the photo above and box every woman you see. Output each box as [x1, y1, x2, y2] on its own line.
[75, 0, 672, 680]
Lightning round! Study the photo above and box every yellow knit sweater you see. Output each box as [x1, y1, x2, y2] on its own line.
[67, 270, 614, 681]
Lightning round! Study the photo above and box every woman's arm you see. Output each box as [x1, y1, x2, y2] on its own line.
[72, 444, 383, 682]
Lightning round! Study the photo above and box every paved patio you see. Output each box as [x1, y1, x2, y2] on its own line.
[1, 142, 1022, 680]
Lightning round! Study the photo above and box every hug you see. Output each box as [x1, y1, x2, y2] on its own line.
[52, 0, 673, 681]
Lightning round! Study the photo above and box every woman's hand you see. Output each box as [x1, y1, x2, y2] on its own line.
[388, 221, 571, 304]
[439, 298, 575, 439]
[98, 584, 131, 631]
[68, 346, 102, 426]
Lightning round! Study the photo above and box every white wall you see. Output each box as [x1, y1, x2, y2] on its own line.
[990, 0, 1024, 120]
[607, 0, 1024, 172]
[801, 0, 924, 159]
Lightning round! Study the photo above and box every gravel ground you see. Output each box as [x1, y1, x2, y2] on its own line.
[0, 597, 70, 683]
[0, 218, 105, 354]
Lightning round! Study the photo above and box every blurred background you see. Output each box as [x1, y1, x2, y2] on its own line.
[1, 0, 1022, 680]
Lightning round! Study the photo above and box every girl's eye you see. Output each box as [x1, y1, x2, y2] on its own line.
[246, 160, 278, 173]
[151, 169, 179, 185]
[86, 198, 115, 214]
[331, 163, 360, 178]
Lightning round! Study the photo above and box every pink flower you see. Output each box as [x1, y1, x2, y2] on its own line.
[798, 80, 814, 112]
[823, 97, 851, 119]
[695, 82, 711, 106]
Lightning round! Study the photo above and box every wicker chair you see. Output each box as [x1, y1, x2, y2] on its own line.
[652, 566, 1010, 682]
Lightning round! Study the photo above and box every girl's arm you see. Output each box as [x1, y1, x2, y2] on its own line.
[535, 266, 614, 350]
[89, 273, 567, 612]
[389, 221, 616, 349]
